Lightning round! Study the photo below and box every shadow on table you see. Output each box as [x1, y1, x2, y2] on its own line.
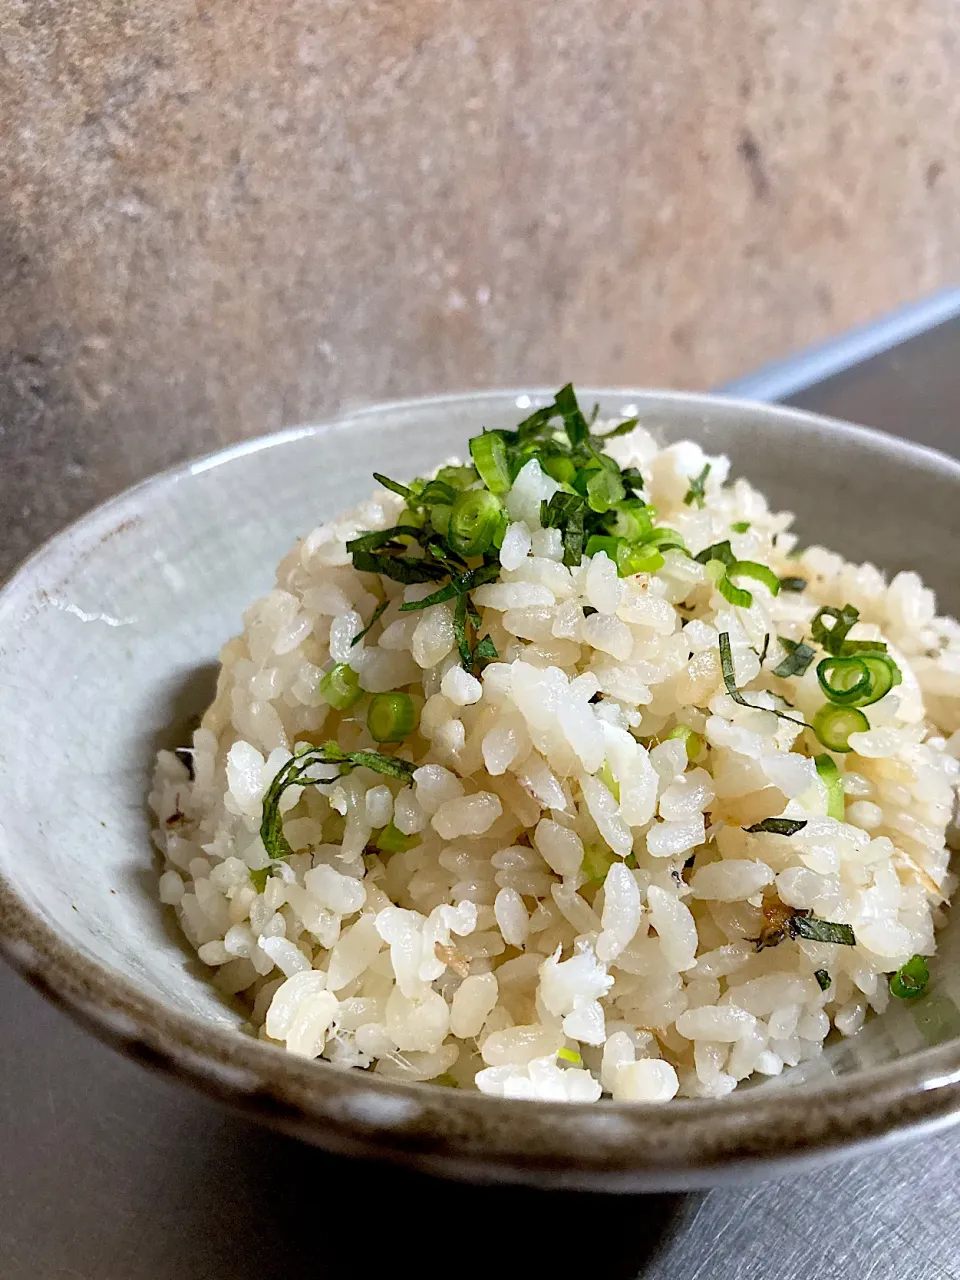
[181, 1118, 694, 1279]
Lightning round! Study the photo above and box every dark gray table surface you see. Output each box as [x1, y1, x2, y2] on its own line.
[4, 311, 960, 1279]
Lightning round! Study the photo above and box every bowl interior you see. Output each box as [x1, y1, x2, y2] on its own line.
[2, 389, 960, 1090]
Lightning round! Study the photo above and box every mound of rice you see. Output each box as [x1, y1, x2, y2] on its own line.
[150, 411, 960, 1102]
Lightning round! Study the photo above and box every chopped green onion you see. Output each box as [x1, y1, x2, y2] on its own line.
[367, 692, 418, 743]
[664, 724, 704, 760]
[319, 663, 362, 711]
[729, 560, 780, 597]
[695, 540, 737, 568]
[375, 823, 420, 855]
[731, 521, 751, 533]
[435, 464, 478, 491]
[859, 654, 901, 703]
[772, 637, 816, 679]
[557, 1047, 583, 1065]
[373, 472, 415, 502]
[447, 489, 505, 556]
[538, 450, 578, 485]
[816, 655, 873, 706]
[351, 599, 388, 647]
[815, 969, 832, 991]
[586, 466, 625, 513]
[744, 817, 808, 835]
[811, 603, 861, 656]
[789, 914, 856, 946]
[703, 559, 726, 585]
[890, 954, 930, 1000]
[817, 653, 900, 708]
[585, 534, 620, 561]
[469, 432, 512, 495]
[581, 845, 616, 883]
[684, 463, 711, 508]
[779, 576, 808, 592]
[598, 761, 620, 802]
[812, 703, 869, 752]
[814, 753, 846, 820]
[416, 478, 459, 507]
[609, 498, 654, 542]
[616, 543, 665, 577]
[717, 574, 754, 608]
[429, 504, 452, 536]
[643, 527, 687, 553]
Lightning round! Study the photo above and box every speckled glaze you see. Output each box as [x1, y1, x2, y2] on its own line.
[2, 390, 960, 1191]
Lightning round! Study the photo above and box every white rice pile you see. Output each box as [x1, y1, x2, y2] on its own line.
[150, 417, 960, 1102]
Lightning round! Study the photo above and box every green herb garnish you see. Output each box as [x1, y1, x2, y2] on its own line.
[744, 817, 808, 835]
[814, 753, 846, 820]
[812, 703, 869, 752]
[249, 866, 271, 893]
[684, 463, 711, 508]
[367, 692, 418, 743]
[447, 489, 506, 557]
[351, 599, 389, 647]
[731, 520, 751, 533]
[890, 954, 930, 1000]
[554, 381, 590, 447]
[352, 549, 447, 586]
[779, 575, 807, 592]
[664, 724, 704, 760]
[375, 823, 420, 855]
[582, 845, 616, 883]
[815, 969, 832, 991]
[372, 472, 416, 502]
[810, 603, 890, 658]
[772, 637, 817, 679]
[718, 632, 808, 728]
[398, 563, 500, 612]
[557, 1047, 583, 1065]
[261, 744, 416, 863]
[729, 560, 780, 597]
[595, 416, 639, 440]
[789, 914, 857, 946]
[469, 431, 512, 495]
[472, 633, 499, 667]
[319, 662, 363, 711]
[696, 540, 737, 568]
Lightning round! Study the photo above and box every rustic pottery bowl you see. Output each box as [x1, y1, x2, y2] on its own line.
[2, 390, 960, 1192]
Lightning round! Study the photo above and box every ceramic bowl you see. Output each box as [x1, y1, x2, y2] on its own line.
[2, 389, 960, 1192]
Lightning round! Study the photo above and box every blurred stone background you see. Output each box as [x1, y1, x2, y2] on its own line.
[1, 1, 958, 576]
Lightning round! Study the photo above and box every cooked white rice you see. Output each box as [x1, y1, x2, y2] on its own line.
[150, 420, 960, 1102]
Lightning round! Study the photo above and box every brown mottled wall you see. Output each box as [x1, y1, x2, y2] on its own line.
[1, 1, 958, 571]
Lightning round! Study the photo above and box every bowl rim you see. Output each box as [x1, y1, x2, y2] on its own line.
[3, 385, 960, 1191]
